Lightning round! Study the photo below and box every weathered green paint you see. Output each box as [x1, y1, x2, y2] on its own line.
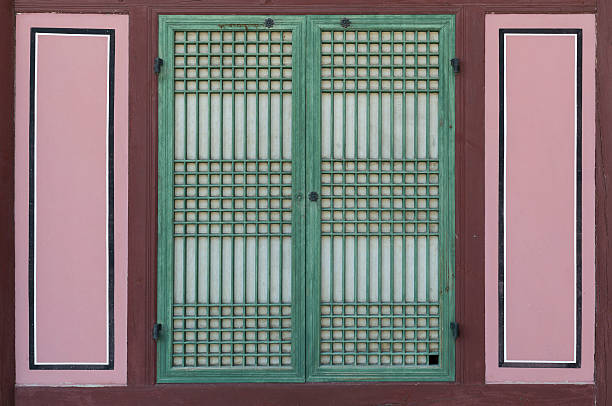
[158, 14, 455, 383]
[157, 15, 307, 383]
[305, 14, 455, 382]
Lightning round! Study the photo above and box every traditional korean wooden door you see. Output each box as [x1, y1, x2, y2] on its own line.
[305, 16, 455, 382]
[157, 15, 455, 383]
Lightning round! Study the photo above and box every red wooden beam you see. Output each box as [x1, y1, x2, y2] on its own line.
[454, 4, 486, 384]
[0, 0, 15, 405]
[595, 0, 612, 403]
[15, 383, 595, 406]
[127, 4, 157, 386]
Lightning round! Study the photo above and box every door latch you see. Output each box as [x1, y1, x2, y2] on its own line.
[450, 322, 459, 340]
[450, 58, 460, 74]
[153, 323, 162, 341]
[154, 57, 164, 74]
[308, 191, 319, 202]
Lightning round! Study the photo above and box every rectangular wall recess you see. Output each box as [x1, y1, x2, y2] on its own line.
[498, 28, 582, 368]
[15, 13, 128, 386]
[29, 27, 116, 370]
[485, 14, 595, 384]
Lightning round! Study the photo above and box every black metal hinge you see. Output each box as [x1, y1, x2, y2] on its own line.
[450, 322, 459, 340]
[153, 323, 162, 341]
[154, 57, 164, 74]
[450, 58, 460, 74]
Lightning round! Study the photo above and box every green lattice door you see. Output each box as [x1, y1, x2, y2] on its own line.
[157, 15, 455, 383]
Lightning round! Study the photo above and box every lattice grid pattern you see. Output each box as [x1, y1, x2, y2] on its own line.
[319, 29, 441, 367]
[171, 29, 294, 368]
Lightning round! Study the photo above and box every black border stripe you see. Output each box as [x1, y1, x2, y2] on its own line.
[498, 28, 582, 369]
[28, 27, 115, 371]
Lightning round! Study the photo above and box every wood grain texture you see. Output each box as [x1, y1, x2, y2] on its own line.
[14, 0, 596, 13]
[595, 0, 612, 404]
[0, 0, 15, 404]
[455, 5, 486, 385]
[15, 383, 595, 406]
[127, 5, 157, 385]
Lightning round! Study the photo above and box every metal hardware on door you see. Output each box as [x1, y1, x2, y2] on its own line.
[450, 322, 459, 340]
[154, 57, 164, 74]
[450, 57, 460, 74]
[296, 192, 303, 201]
[308, 192, 319, 202]
[152, 323, 162, 341]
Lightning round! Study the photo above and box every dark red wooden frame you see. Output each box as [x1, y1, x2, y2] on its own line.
[0, 0, 15, 405]
[1, 0, 610, 404]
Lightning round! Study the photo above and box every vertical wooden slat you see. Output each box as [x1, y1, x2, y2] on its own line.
[596, 0, 612, 402]
[128, 5, 155, 385]
[0, 0, 14, 401]
[456, 5, 485, 385]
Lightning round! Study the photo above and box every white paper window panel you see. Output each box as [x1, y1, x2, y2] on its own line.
[320, 93, 438, 160]
[320, 236, 439, 302]
[174, 236, 292, 304]
[174, 93, 292, 161]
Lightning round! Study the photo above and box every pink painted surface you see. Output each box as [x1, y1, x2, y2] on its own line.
[485, 14, 595, 383]
[15, 14, 128, 385]
[35, 34, 110, 365]
[504, 35, 576, 363]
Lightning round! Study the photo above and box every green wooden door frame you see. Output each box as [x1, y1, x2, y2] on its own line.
[157, 15, 307, 383]
[305, 15, 455, 382]
[157, 14, 455, 383]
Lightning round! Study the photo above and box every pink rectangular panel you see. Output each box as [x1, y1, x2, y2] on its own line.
[485, 14, 595, 383]
[15, 14, 128, 385]
[503, 33, 578, 365]
[34, 31, 111, 366]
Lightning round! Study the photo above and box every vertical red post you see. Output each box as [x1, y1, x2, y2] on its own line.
[0, 0, 15, 403]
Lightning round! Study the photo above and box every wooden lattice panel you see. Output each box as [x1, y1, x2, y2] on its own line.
[170, 28, 296, 370]
[315, 27, 446, 372]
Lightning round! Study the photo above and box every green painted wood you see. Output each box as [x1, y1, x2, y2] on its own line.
[305, 15, 455, 382]
[158, 14, 455, 383]
[157, 15, 307, 383]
